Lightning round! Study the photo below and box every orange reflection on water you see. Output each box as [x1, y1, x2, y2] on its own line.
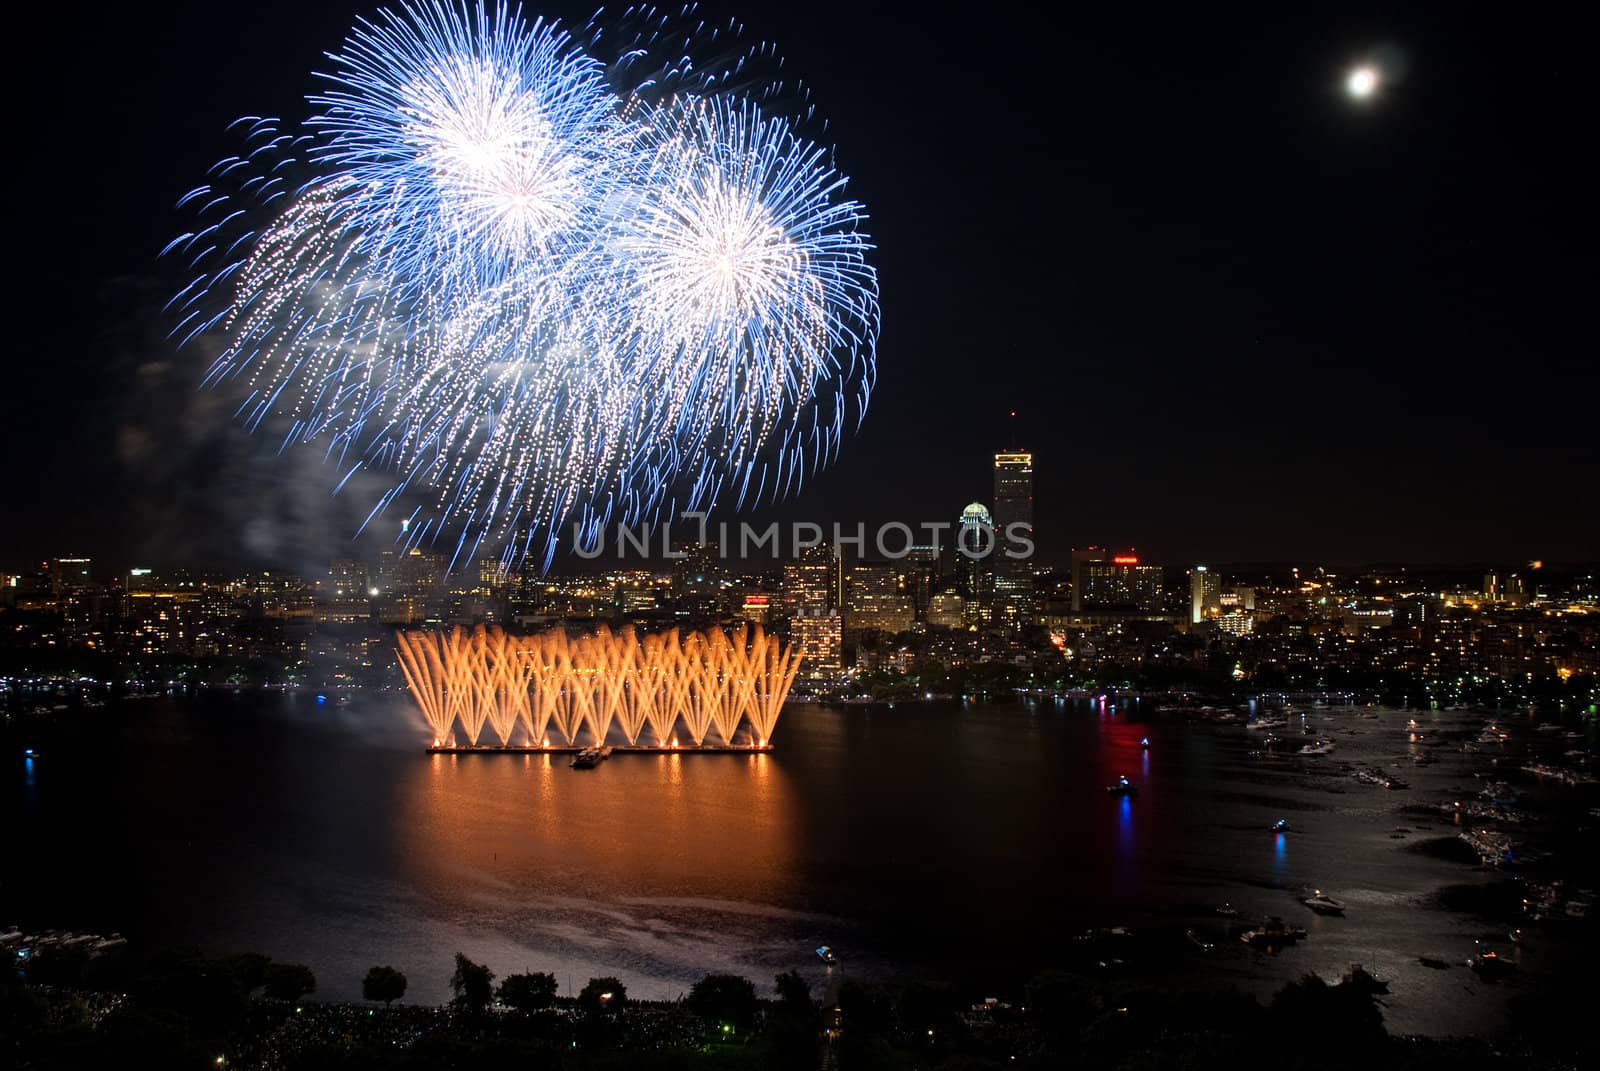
[401, 750, 796, 905]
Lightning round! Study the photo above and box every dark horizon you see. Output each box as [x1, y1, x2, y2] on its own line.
[4, 1, 1593, 573]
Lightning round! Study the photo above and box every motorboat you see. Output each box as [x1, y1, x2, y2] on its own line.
[1106, 775, 1139, 797]
[815, 945, 837, 965]
[1468, 946, 1514, 977]
[1272, 818, 1289, 834]
[1303, 889, 1347, 915]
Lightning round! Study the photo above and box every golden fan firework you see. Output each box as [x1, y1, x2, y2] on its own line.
[395, 624, 800, 749]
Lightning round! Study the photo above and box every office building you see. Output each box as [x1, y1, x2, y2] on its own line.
[791, 609, 842, 680]
[991, 449, 1034, 628]
[1191, 565, 1223, 624]
[782, 541, 840, 615]
[844, 561, 915, 634]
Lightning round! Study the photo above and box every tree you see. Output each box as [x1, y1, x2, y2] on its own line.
[898, 981, 961, 1037]
[1268, 972, 1384, 1052]
[577, 976, 627, 1017]
[774, 970, 812, 1013]
[362, 966, 407, 1006]
[685, 974, 759, 1034]
[497, 972, 557, 1013]
[262, 963, 316, 1003]
[449, 954, 495, 1014]
[768, 972, 821, 1071]
[222, 953, 272, 995]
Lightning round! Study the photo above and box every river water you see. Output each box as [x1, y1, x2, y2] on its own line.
[8, 691, 1589, 1035]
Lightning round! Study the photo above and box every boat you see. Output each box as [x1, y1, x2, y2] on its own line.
[815, 945, 837, 965]
[1185, 928, 1214, 952]
[1240, 916, 1307, 947]
[1272, 818, 1289, 834]
[1468, 946, 1514, 977]
[1298, 740, 1336, 756]
[1214, 902, 1240, 918]
[1106, 775, 1138, 797]
[1303, 890, 1347, 915]
[1140, 737, 1150, 750]
[570, 747, 603, 769]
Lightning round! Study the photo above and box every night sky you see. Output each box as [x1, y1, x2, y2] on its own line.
[3, 1, 1592, 574]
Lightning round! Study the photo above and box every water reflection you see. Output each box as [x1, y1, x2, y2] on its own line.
[401, 750, 797, 917]
[3, 694, 1524, 1035]
[1117, 795, 1135, 856]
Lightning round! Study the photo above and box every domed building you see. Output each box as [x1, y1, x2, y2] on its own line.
[957, 502, 993, 554]
[955, 502, 995, 611]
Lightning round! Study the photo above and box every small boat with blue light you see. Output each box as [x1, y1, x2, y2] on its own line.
[815, 945, 837, 965]
[1106, 775, 1139, 797]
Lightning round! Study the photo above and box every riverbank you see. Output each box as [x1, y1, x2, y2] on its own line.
[5, 940, 1590, 1070]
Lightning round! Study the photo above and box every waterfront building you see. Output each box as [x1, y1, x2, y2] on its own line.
[792, 608, 843, 680]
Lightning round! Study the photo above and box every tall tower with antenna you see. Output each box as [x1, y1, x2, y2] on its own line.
[992, 412, 1034, 630]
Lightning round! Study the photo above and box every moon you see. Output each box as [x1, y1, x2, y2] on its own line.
[1346, 65, 1380, 100]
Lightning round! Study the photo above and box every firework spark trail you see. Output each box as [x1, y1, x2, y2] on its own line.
[169, 3, 878, 571]
[395, 624, 799, 747]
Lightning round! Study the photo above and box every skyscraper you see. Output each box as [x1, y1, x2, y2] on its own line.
[1069, 546, 1107, 612]
[1190, 565, 1223, 624]
[954, 502, 993, 601]
[903, 544, 940, 621]
[782, 541, 840, 616]
[51, 556, 92, 598]
[992, 447, 1034, 629]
